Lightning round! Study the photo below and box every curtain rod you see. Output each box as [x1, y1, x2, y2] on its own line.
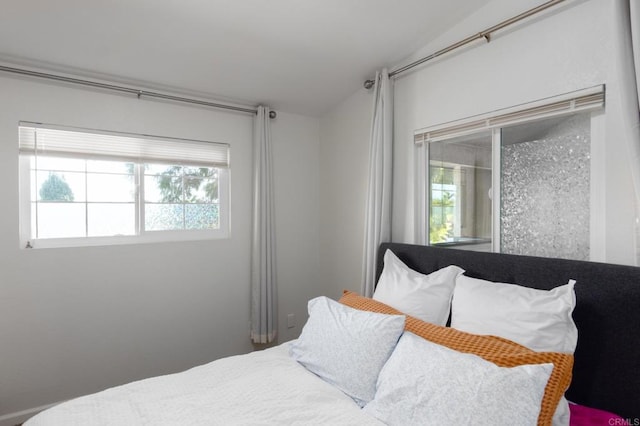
[364, 0, 566, 89]
[0, 64, 277, 118]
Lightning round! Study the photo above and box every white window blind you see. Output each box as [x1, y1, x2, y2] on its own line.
[414, 85, 605, 144]
[19, 123, 230, 168]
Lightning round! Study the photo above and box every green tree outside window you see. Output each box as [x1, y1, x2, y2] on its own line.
[39, 173, 74, 201]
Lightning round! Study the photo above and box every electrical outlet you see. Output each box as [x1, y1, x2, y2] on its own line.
[287, 313, 295, 329]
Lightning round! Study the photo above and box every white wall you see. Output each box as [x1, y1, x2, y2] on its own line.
[271, 111, 322, 340]
[392, 0, 636, 263]
[319, 89, 372, 299]
[0, 74, 320, 423]
[319, 0, 638, 291]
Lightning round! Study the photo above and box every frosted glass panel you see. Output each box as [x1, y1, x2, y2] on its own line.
[501, 113, 590, 260]
[185, 204, 219, 230]
[145, 204, 184, 231]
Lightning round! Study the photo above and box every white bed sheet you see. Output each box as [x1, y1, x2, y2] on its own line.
[25, 342, 384, 426]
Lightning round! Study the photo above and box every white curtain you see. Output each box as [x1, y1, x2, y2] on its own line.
[614, 0, 640, 265]
[251, 106, 277, 344]
[361, 69, 393, 297]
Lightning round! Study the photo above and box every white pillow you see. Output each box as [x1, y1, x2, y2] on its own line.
[363, 332, 553, 426]
[289, 296, 405, 407]
[450, 275, 578, 353]
[373, 249, 464, 325]
[451, 275, 576, 426]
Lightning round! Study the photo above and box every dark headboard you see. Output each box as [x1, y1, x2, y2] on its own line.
[377, 243, 640, 420]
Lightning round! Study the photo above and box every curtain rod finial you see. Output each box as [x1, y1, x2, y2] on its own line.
[364, 79, 375, 90]
[269, 110, 277, 119]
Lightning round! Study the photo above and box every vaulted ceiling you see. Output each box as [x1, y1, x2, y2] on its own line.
[0, 1, 493, 116]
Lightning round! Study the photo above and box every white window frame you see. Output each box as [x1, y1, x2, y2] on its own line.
[18, 123, 231, 249]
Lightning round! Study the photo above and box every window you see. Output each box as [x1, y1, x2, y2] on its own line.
[19, 123, 230, 248]
[415, 86, 604, 260]
[429, 132, 492, 250]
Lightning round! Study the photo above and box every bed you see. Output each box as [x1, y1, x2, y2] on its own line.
[24, 243, 640, 425]
[374, 243, 640, 423]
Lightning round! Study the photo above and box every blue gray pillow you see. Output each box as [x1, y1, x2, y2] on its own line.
[290, 296, 405, 407]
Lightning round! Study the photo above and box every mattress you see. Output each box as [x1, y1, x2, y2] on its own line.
[25, 342, 384, 426]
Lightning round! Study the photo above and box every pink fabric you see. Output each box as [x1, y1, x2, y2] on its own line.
[570, 403, 630, 426]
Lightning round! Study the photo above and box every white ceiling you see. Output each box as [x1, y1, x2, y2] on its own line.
[0, 1, 492, 116]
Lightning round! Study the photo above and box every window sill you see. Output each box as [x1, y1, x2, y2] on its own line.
[22, 228, 229, 249]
